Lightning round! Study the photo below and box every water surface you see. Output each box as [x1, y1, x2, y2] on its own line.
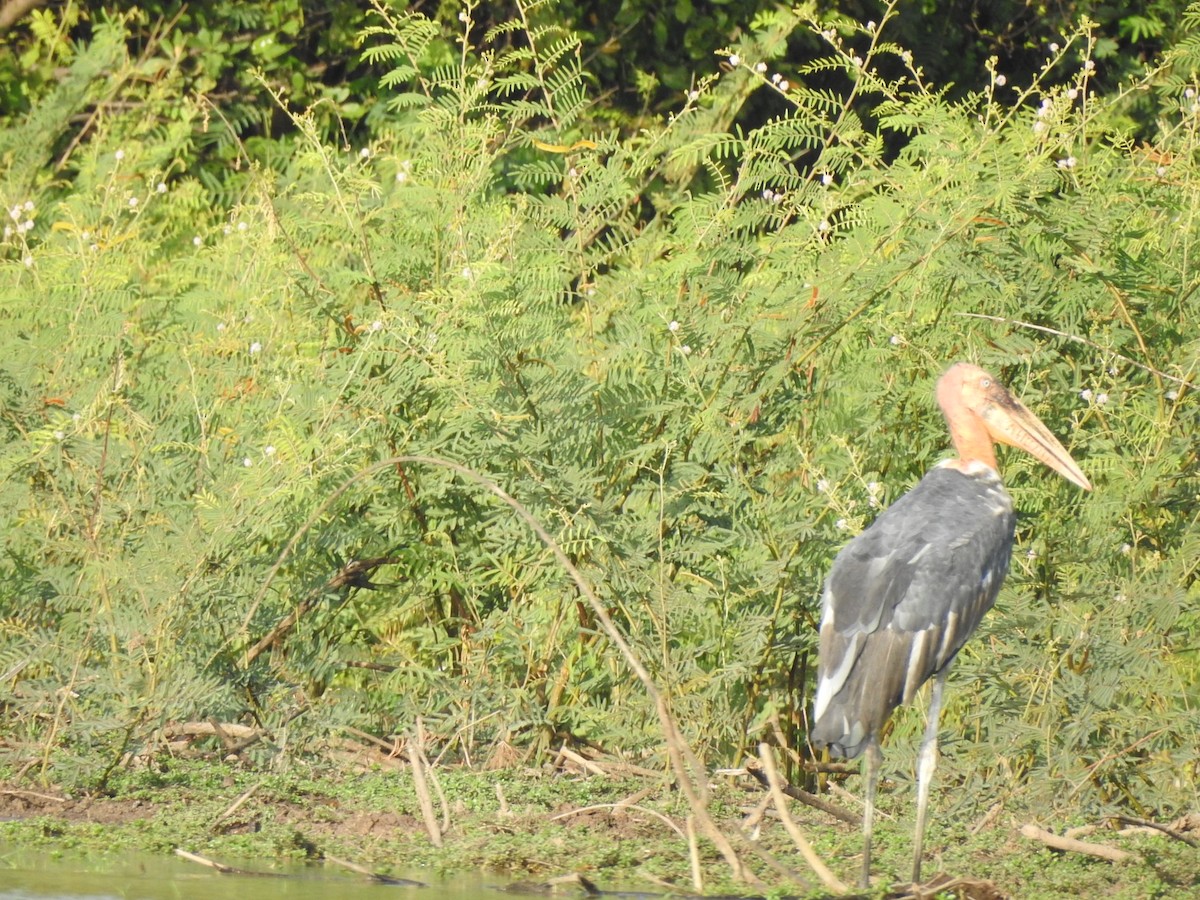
[0, 849, 491, 900]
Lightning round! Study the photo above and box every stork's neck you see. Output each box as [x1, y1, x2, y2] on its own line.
[945, 408, 998, 473]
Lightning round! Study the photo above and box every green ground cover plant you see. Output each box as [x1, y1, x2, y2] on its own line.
[1, 0, 1198, 893]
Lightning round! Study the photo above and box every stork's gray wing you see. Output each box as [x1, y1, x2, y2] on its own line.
[810, 466, 1016, 758]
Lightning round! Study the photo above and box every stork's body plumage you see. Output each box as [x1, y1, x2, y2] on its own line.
[812, 463, 1015, 757]
[811, 363, 1090, 890]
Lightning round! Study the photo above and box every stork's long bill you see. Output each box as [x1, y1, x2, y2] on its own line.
[936, 363, 1092, 491]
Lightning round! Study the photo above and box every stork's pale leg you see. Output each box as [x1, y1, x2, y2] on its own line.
[912, 669, 948, 887]
[860, 738, 881, 890]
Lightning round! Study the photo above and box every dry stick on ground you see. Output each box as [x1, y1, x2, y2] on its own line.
[743, 757, 862, 827]
[1019, 824, 1137, 863]
[408, 729, 443, 848]
[213, 778, 266, 827]
[237, 454, 756, 884]
[1109, 814, 1200, 848]
[759, 744, 847, 895]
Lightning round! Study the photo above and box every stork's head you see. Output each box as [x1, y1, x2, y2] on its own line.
[936, 363, 1092, 491]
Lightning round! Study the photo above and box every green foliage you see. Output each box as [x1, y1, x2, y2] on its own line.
[0, 0, 1198, 855]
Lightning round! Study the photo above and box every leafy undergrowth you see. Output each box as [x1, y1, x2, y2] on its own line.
[1, 759, 1196, 899]
[1, 2, 1199, 889]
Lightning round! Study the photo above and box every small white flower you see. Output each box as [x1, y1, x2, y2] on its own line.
[72, 413, 81, 422]
[1187, 88, 1196, 99]
[1056, 156, 1076, 169]
[1083, 59, 1095, 73]
[156, 182, 167, 193]
[216, 322, 226, 333]
[1067, 88, 1079, 100]
[1095, 392, 1109, 405]
[22, 255, 32, 267]
[866, 20, 876, 31]
[264, 445, 276, 457]
[771, 72, 782, 84]
[53, 430, 64, 441]
[9, 205, 20, 221]
[461, 266, 473, 279]
[568, 167, 578, 179]
[668, 320, 680, 332]
[867, 481, 880, 493]
[1166, 389, 1179, 401]
[20, 219, 33, 232]
[817, 479, 830, 493]
[114, 149, 125, 161]
[821, 29, 835, 41]
[851, 55, 863, 68]
[821, 172, 833, 185]
[778, 79, 790, 91]
[995, 74, 1007, 86]
[1157, 165, 1167, 177]
[1079, 388, 1093, 401]
[22, 200, 33, 211]
[237, 221, 247, 232]
[458, 10, 468, 21]
[687, 90, 699, 101]
[835, 518, 848, 530]
[396, 171, 408, 183]
[1049, 42, 1059, 52]
[890, 334, 902, 346]
[193, 235, 203, 247]
[2, 225, 10, 238]
[901, 50, 913, 64]
[243, 457, 253, 467]
[680, 345, 692, 355]
[223, 225, 233, 235]
[359, 147, 371, 159]
[249, 341, 262, 354]
[754, 62, 767, 74]
[817, 219, 830, 232]
[1026, 548, 1037, 559]
[128, 196, 138, 207]
[728, 54, 741, 67]
[370, 320, 383, 332]
[1120, 543, 1131, 554]
[1033, 121, 1047, 134]
[761, 188, 774, 201]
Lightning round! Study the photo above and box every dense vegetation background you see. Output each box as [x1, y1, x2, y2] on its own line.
[0, 0, 1197, 864]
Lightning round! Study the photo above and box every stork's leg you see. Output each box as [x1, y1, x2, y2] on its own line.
[860, 737, 881, 890]
[912, 668, 949, 887]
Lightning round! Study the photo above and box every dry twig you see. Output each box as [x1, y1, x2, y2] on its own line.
[1020, 823, 1137, 863]
[759, 744, 846, 894]
[408, 728, 443, 848]
[743, 757, 862, 827]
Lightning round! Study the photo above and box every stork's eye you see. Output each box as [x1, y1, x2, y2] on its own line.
[980, 378, 991, 388]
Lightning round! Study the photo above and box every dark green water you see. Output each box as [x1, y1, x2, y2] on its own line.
[0, 850, 491, 899]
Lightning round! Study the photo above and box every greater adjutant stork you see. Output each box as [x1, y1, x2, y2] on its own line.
[811, 362, 1090, 890]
